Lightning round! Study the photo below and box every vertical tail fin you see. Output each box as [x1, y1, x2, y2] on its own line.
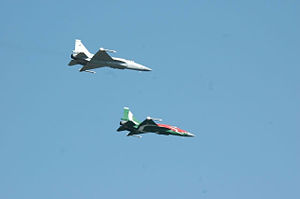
[73, 39, 92, 58]
[121, 107, 140, 125]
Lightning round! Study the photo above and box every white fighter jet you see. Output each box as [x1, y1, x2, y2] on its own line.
[68, 39, 152, 73]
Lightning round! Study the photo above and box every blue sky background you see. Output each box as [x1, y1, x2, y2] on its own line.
[0, 1, 299, 199]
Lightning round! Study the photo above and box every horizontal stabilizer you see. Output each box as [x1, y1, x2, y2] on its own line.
[74, 52, 88, 59]
[117, 121, 136, 132]
[68, 60, 78, 66]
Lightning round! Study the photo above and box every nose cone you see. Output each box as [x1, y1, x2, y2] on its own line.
[127, 61, 152, 71]
[139, 64, 152, 71]
[133, 62, 152, 71]
[185, 132, 195, 137]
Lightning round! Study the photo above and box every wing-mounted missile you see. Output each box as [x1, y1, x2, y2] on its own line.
[132, 135, 142, 138]
[83, 70, 96, 74]
[126, 133, 142, 138]
[146, 116, 162, 122]
[100, 48, 117, 53]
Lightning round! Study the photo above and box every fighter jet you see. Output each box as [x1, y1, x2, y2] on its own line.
[117, 107, 195, 138]
[68, 39, 152, 73]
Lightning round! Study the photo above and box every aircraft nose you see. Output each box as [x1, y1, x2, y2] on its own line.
[186, 132, 195, 137]
[136, 63, 152, 71]
[141, 65, 152, 71]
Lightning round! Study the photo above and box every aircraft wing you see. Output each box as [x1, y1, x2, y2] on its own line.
[90, 49, 114, 62]
[79, 49, 113, 71]
[138, 118, 158, 128]
[138, 119, 170, 133]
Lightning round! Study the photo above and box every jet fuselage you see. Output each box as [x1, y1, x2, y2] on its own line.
[118, 119, 195, 137]
[71, 54, 151, 72]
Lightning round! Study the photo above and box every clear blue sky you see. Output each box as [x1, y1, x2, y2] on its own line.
[0, 1, 299, 199]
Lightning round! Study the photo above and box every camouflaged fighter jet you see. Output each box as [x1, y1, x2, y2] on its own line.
[117, 107, 195, 138]
[68, 40, 151, 73]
